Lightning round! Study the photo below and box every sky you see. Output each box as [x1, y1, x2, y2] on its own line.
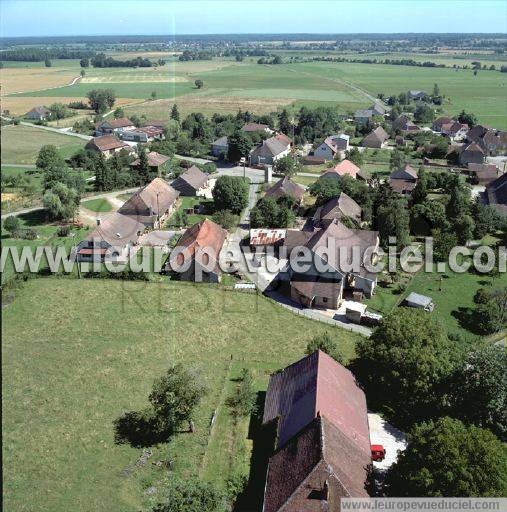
[1, 0, 506, 38]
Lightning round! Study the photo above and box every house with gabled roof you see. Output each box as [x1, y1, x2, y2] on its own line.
[249, 136, 290, 166]
[96, 117, 135, 135]
[408, 90, 427, 101]
[392, 114, 420, 134]
[467, 163, 500, 187]
[264, 176, 305, 205]
[313, 134, 350, 161]
[485, 173, 507, 215]
[171, 165, 211, 196]
[130, 151, 170, 174]
[459, 142, 485, 165]
[242, 122, 273, 134]
[432, 116, 453, 132]
[389, 164, 418, 195]
[118, 177, 179, 228]
[166, 219, 228, 282]
[25, 106, 51, 121]
[313, 192, 362, 225]
[322, 159, 369, 182]
[85, 135, 132, 159]
[262, 350, 372, 511]
[211, 136, 229, 158]
[361, 126, 389, 148]
[441, 121, 468, 141]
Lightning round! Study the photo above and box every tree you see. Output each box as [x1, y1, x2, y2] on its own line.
[411, 166, 428, 204]
[226, 368, 257, 417]
[458, 110, 477, 127]
[345, 147, 364, 167]
[135, 145, 154, 185]
[212, 175, 249, 214]
[44, 58, 52, 67]
[377, 197, 410, 249]
[80, 69, 85, 78]
[86, 88, 116, 113]
[410, 199, 448, 236]
[36, 144, 64, 171]
[454, 214, 475, 244]
[170, 103, 180, 122]
[195, 79, 204, 89]
[451, 345, 506, 440]
[385, 417, 507, 496]
[308, 177, 341, 206]
[227, 131, 253, 162]
[278, 108, 292, 135]
[354, 308, 460, 427]
[389, 149, 406, 171]
[212, 210, 238, 231]
[152, 480, 226, 512]
[150, 90, 157, 100]
[472, 201, 503, 239]
[48, 102, 70, 120]
[273, 155, 300, 177]
[305, 332, 345, 365]
[93, 153, 114, 191]
[414, 104, 435, 124]
[148, 364, 207, 435]
[432, 228, 458, 262]
[3, 216, 21, 235]
[80, 58, 89, 68]
[43, 182, 79, 221]
[432, 83, 440, 97]
[113, 107, 125, 119]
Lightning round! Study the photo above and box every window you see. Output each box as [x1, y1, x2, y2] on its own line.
[323, 297, 328, 303]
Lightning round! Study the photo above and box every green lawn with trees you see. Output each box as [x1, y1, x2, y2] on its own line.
[2, 278, 361, 512]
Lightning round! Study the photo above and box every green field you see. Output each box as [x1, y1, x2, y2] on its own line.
[1, 125, 86, 164]
[2, 278, 361, 512]
[81, 198, 113, 213]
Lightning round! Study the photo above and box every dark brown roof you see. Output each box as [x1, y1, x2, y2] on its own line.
[283, 229, 315, 252]
[100, 117, 134, 129]
[389, 179, 417, 194]
[433, 116, 453, 130]
[176, 165, 209, 190]
[390, 163, 418, 181]
[462, 142, 485, 155]
[84, 212, 145, 246]
[242, 122, 270, 132]
[467, 124, 488, 143]
[131, 151, 170, 168]
[361, 126, 389, 147]
[275, 132, 292, 147]
[468, 163, 499, 186]
[86, 135, 128, 152]
[486, 173, 507, 214]
[265, 176, 305, 203]
[315, 192, 362, 222]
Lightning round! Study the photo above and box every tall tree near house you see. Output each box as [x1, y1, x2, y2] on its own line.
[212, 175, 249, 214]
[136, 145, 152, 185]
[411, 166, 428, 204]
[113, 107, 125, 119]
[278, 108, 292, 135]
[389, 148, 406, 171]
[376, 196, 410, 249]
[80, 58, 89, 68]
[227, 131, 253, 162]
[432, 83, 440, 97]
[43, 182, 80, 221]
[170, 103, 180, 122]
[93, 153, 112, 191]
[385, 417, 507, 497]
[457, 110, 478, 127]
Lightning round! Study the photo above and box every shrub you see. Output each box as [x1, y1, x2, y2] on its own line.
[21, 228, 37, 240]
[3, 216, 21, 235]
[57, 225, 71, 237]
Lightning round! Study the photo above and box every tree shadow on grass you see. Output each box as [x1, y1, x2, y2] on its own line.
[451, 307, 481, 334]
[18, 209, 47, 227]
[233, 392, 276, 512]
[113, 409, 171, 449]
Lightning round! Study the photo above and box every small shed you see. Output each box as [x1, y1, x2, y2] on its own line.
[404, 292, 435, 311]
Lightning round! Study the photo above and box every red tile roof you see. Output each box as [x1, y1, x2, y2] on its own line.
[331, 159, 361, 178]
[86, 135, 128, 152]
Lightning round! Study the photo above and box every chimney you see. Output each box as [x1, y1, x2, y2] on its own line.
[323, 480, 329, 501]
[96, 218, 101, 226]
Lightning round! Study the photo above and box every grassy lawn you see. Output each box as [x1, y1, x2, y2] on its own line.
[2, 278, 362, 512]
[165, 196, 214, 227]
[294, 174, 318, 186]
[81, 198, 113, 213]
[1, 125, 86, 164]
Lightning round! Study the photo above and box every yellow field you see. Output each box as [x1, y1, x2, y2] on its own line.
[0, 96, 145, 117]
[0, 67, 78, 95]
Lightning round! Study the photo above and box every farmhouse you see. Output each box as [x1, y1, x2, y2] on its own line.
[288, 220, 379, 308]
[354, 109, 374, 126]
[130, 151, 170, 174]
[323, 159, 369, 182]
[432, 116, 453, 132]
[118, 126, 165, 143]
[389, 164, 418, 195]
[211, 136, 229, 158]
[313, 134, 350, 160]
[262, 350, 372, 512]
[118, 177, 179, 228]
[408, 90, 427, 101]
[313, 192, 362, 225]
[361, 126, 389, 148]
[440, 121, 468, 141]
[25, 106, 51, 121]
[468, 163, 500, 186]
[96, 118, 135, 135]
[485, 173, 507, 215]
[274, 132, 293, 148]
[264, 176, 305, 205]
[249, 136, 290, 166]
[85, 135, 131, 159]
[171, 165, 211, 196]
[242, 122, 273, 134]
[459, 142, 485, 165]
[392, 114, 420, 134]
[480, 130, 507, 155]
[167, 219, 228, 282]
[76, 213, 145, 262]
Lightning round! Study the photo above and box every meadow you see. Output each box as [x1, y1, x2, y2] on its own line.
[2, 278, 361, 512]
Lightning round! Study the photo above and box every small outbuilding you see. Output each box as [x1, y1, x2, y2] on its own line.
[404, 292, 435, 311]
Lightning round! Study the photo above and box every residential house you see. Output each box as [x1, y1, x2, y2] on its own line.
[313, 134, 350, 160]
[262, 350, 372, 512]
[467, 163, 500, 186]
[361, 126, 389, 148]
[141, 120, 166, 130]
[432, 116, 453, 132]
[480, 130, 507, 156]
[408, 90, 427, 101]
[211, 136, 229, 158]
[249, 136, 290, 166]
[77, 213, 145, 262]
[288, 220, 379, 307]
[130, 151, 170, 175]
[167, 219, 228, 282]
[264, 176, 305, 205]
[241, 122, 273, 134]
[392, 114, 420, 134]
[118, 177, 179, 228]
[274, 132, 293, 148]
[171, 165, 211, 196]
[85, 135, 132, 159]
[441, 121, 468, 141]
[485, 173, 507, 215]
[313, 192, 362, 225]
[96, 118, 135, 135]
[459, 142, 485, 165]
[25, 106, 51, 121]
[322, 159, 369, 182]
[249, 228, 286, 253]
[371, 101, 387, 116]
[466, 124, 489, 144]
[354, 108, 374, 127]
[389, 164, 418, 195]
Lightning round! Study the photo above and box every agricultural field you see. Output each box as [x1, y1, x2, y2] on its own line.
[2, 278, 361, 512]
[1, 124, 86, 164]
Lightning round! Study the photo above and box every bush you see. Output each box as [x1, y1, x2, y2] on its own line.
[21, 228, 37, 240]
[305, 332, 345, 364]
[212, 210, 238, 231]
[226, 368, 257, 417]
[3, 216, 21, 235]
[57, 225, 71, 237]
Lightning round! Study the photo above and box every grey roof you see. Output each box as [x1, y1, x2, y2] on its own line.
[258, 136, 288, 157]
[177, 165, 209, 189]
[84, 213, 145, 247]
[405, 292, 433, 307]
[315, 192, 362, 222]
[486, 173, 507, 214]
[355, 109, 374, 118]
[212, 136, 228, 146]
